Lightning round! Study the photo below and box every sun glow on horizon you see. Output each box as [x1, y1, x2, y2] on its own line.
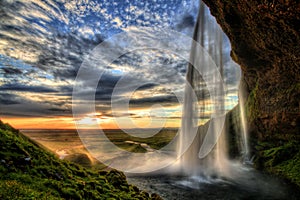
[1, 117, 76, 130]
[1, 113, 182, 130]
[1, 95, 239, 130]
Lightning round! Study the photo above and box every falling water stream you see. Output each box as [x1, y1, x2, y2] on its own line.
[127, 1, 300, 199]
[178, 0, 230, 178]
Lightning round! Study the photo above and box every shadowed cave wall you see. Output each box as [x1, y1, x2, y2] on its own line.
[202, 0, 300, 186]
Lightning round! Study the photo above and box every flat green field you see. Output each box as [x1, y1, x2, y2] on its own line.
[22, 128, 178, 169]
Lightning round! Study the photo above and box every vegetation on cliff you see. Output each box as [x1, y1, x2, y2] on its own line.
[255, 140, 300, 187]
[0, 121, 161, 199]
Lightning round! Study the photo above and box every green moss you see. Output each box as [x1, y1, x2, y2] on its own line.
[245, 81, 259, 122]
[0, 180, 60, 200]
[0, 120, 154, 199]
[274, 151, 300, 187]
[296, 83, 300, 90]
[256, 140, 300, 187]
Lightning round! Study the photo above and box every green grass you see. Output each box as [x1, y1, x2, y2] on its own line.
[104, 129, 177, 151]
[0, 120, 162, 199]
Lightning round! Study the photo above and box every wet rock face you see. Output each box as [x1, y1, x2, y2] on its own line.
[202, 0, 300, 142]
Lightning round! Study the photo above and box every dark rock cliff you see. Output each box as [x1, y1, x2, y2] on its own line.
[202, 0, 300, 186]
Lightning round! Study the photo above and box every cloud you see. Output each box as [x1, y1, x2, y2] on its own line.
[47, 108, 70, 113]
[1, 67, 22, 75]
[0, 91, 72, 117]
[0, 93, 21, 105]
[129, 95, 179, 107]
[0, 84, 57, 93]
[176, 14, 195, 30]
[112, 17, 123, 27]
[136, 83, 158, 91]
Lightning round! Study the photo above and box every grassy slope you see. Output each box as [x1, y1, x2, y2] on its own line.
[0, 121, 161, 200]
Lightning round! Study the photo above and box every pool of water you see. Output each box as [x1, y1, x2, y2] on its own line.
[127, 167, 300, 200]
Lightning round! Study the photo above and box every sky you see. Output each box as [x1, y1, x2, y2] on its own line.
[0, 0, 241, 129]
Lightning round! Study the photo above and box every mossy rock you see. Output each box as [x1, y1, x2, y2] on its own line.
[255, 140, 300, 187]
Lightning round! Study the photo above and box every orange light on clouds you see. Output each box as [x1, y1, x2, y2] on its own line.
[1, 117, 76, 130]
[1, 116, 123, 130]
[1, 115, 182, 130]
[1, 104, 184, 130]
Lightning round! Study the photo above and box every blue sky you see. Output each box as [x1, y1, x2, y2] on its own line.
[0, 0, 241, 129]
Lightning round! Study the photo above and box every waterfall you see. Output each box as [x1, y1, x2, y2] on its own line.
[178, 0, 248, 178]
[239, 83, 251, 163]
